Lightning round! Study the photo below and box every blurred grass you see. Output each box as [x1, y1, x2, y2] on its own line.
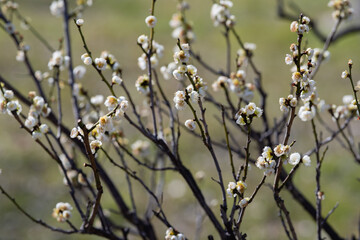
[0, 0, 359, 239]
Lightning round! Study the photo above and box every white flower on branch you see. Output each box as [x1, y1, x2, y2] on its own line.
[16, 50, 25, 62]
[6, 100, 22, 115]
[184, 119, 196, 131]
[173, 90, 187, 110]
[25, 116, 37, 130]
[160, 62, 177, 80]
[50, 0, 64, 17]
[289, 152, 301, 165]
[239, 197, 250, 208]
[81, 53, 92, 65]
[90, 140, 102, 154]
[137, 34, 148, 48]
[31, 130, 42, 140]
[94, 58, 107, 71]
[290, 21, 298, 32]
[135, 75, 150, 94]
[341, 70, 349, 79]
[165, 227, 186, 240]
[4, 90, 14, 100]
[302, 155, 311, 166]
[235, 102, 262, 125]
[145, 15, 157, 28]
[52, 202, 72, 222]
[39, 124, 49, 134]
[227, 180, 247, 197]
[76, 18, 84, 26]
[212, 76, 228, 92]
[104, 96, 118, 111]
[298, 102, 316, 121]
[273, 144, 291, 158]
[73, 65, 86, 79]
[48, 50, 64, 70]
[285, 54, 293, 65]
[90, 95, 104, 106]
[112, 75, 122, 85]
[256, 147, 276, 175]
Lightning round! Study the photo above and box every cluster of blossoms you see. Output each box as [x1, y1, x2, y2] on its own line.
[226, 180, 247, 197]
[332, 95, 359, 119]
[212, 70, 255, 102]
[50, 0, 92, 18]
[235, 102, 262, 126]
[52, 202, 72, 222]
[81, 51, 121, 73]
[24, 92, 51, 139]
[172, 74, 206, 111]
[255, 147, 277, 176]
[256, 146, 311, 175]
[210, 0, 235, 27]
[137, 34, 164, 71]
[290, 15, 311, 34]
[165, 227, 185, 240]
[328, 0, 353, 19]
[49, 0, 64, 17]
[135, 74, 150, 94]
[285, 47, 330, 68]
[298, 101, 317, 121]
[169, 1, 195, 43]
[171, 44, 207, 111]
[0, 88, 22, 116]
[48, 50, 69, 70]
[289, 152, 311, 166]
[173, 90, 187, 110]
[71, 95, 129, 150]
[172, 44, 191, 79]
[279, 94, 297, 113]
[285, 17, 327, 122]
[160, 43, 197, 85]
[1, 88, 50, 140]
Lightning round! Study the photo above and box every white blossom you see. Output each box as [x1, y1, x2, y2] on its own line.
[184, 119, 196, 131]
[76, 18, 84, 26]
[289, 152, 301, 165]
[298, 102, 316, 121]
[73, 65, 86, 79]
[239, 197, 250, 208]
[81, 53, 92, 65]
[145, 15, 157, 28]
[50, 0, 64, 17]
[302, 155, 311, 166]
[90, 140, 102, 154]
[94, 58, 107, 70]
[52, 202, 72, 222]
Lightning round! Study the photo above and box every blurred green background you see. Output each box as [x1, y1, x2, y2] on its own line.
[0, 0, 359, 239]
